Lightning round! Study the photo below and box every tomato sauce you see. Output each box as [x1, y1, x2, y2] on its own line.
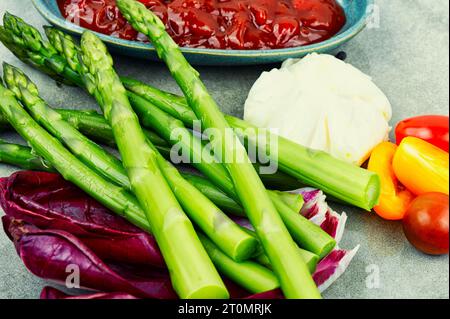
[57, 0, 346, 50]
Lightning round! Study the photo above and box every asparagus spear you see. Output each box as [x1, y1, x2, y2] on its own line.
[0, 100, 279, 295]
[0, 19, 301, 193]
[0, 139, 54, 172]
[116, 0, 320, 299]
[1, 13, 81, 86]
[3, 63, 131, 189]
[198, 233, 279, 294]
[77, 31, 230, 299]
[0, 107, 169, 147]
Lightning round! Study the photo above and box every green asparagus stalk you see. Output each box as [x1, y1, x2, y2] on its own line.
[77, 31, 229, 298]
[0, 92, 278, 294]
[3, 63, 131, 189]
[1, 13, 81, 86]
[0, 134, 242, 218]
[0, 139, 54, 172]
[56, 108, 168, 147]
[180, 173, 244, 216]
[0, 135, 318, 274]
[255, 247, 319, 274]
[3, 63, 257, 262]
[0, 107, 169, 147]
[151, 147, 258, 261]
[0, 25, 68, 84]
[198, 233, 279, 294]
[116, 0, 320, 299]
[129, 92, 303, 202]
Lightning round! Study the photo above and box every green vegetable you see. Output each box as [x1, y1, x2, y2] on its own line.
[77, 31, 228, 299]
[0, 107, 168, 148]
[116, 0, 321, 299]
[0, 139, 54, 172]
[3, 63, 256, 262]
[1, 13, 80, 85]
[198, 233, 279, 294]
[180, 173, 244, 216]
[3, 63, 131, 189]
[255, 248, 319, 274]
[0, 89, 277, 294]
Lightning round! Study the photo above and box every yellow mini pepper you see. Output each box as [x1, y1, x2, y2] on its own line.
[393, 137, 449, 195]
[368, 142, 414, 220]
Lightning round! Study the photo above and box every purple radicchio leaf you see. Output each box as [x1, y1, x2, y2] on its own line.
[293, 187, 347, 243]
[314, 245, 360, 292]
[0, 171, 278, 299]
[2, 215, 177, 299]
[0, 171, 164, 268]
[40, 286, 138, 299]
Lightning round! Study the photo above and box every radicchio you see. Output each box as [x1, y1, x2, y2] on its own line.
[2, 215, 177, 299]
[0, 171, 164, 268]
[0, 171, 359, 298]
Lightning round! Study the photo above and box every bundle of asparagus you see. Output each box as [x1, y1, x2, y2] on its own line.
[0, 7, 377, 299]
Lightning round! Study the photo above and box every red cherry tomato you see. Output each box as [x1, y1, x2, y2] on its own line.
[395, 115, 449, 152]
[402, 193, 449, 255]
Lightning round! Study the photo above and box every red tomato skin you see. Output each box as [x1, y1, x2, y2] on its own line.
[402, 193, 449, 255]
[395, 115, 449, 152]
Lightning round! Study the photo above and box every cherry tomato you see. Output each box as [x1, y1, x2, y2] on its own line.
[402, 193, 449, 255]
[395, 115, 449, 152]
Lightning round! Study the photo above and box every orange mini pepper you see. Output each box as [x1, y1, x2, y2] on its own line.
[393, 137, 449, 195]
[368, 142, 414, 220]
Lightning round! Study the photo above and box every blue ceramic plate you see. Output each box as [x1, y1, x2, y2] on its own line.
[32, 0, 373, 65]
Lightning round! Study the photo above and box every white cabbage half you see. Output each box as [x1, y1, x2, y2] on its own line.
[244, 53, 392, 165]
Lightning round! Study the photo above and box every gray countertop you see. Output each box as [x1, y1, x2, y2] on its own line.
[0, 0, 449, 299]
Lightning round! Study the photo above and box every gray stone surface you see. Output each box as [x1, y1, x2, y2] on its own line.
[0, 0, 448, 299]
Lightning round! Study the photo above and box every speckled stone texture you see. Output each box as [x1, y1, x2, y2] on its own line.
[0, 0, 448, 299]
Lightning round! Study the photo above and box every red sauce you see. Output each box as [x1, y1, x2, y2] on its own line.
[57, 0, 346, 50]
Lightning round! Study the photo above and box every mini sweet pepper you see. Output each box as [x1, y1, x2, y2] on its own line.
[393, 137, 449, 195]
[368, 142, 414, 220]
